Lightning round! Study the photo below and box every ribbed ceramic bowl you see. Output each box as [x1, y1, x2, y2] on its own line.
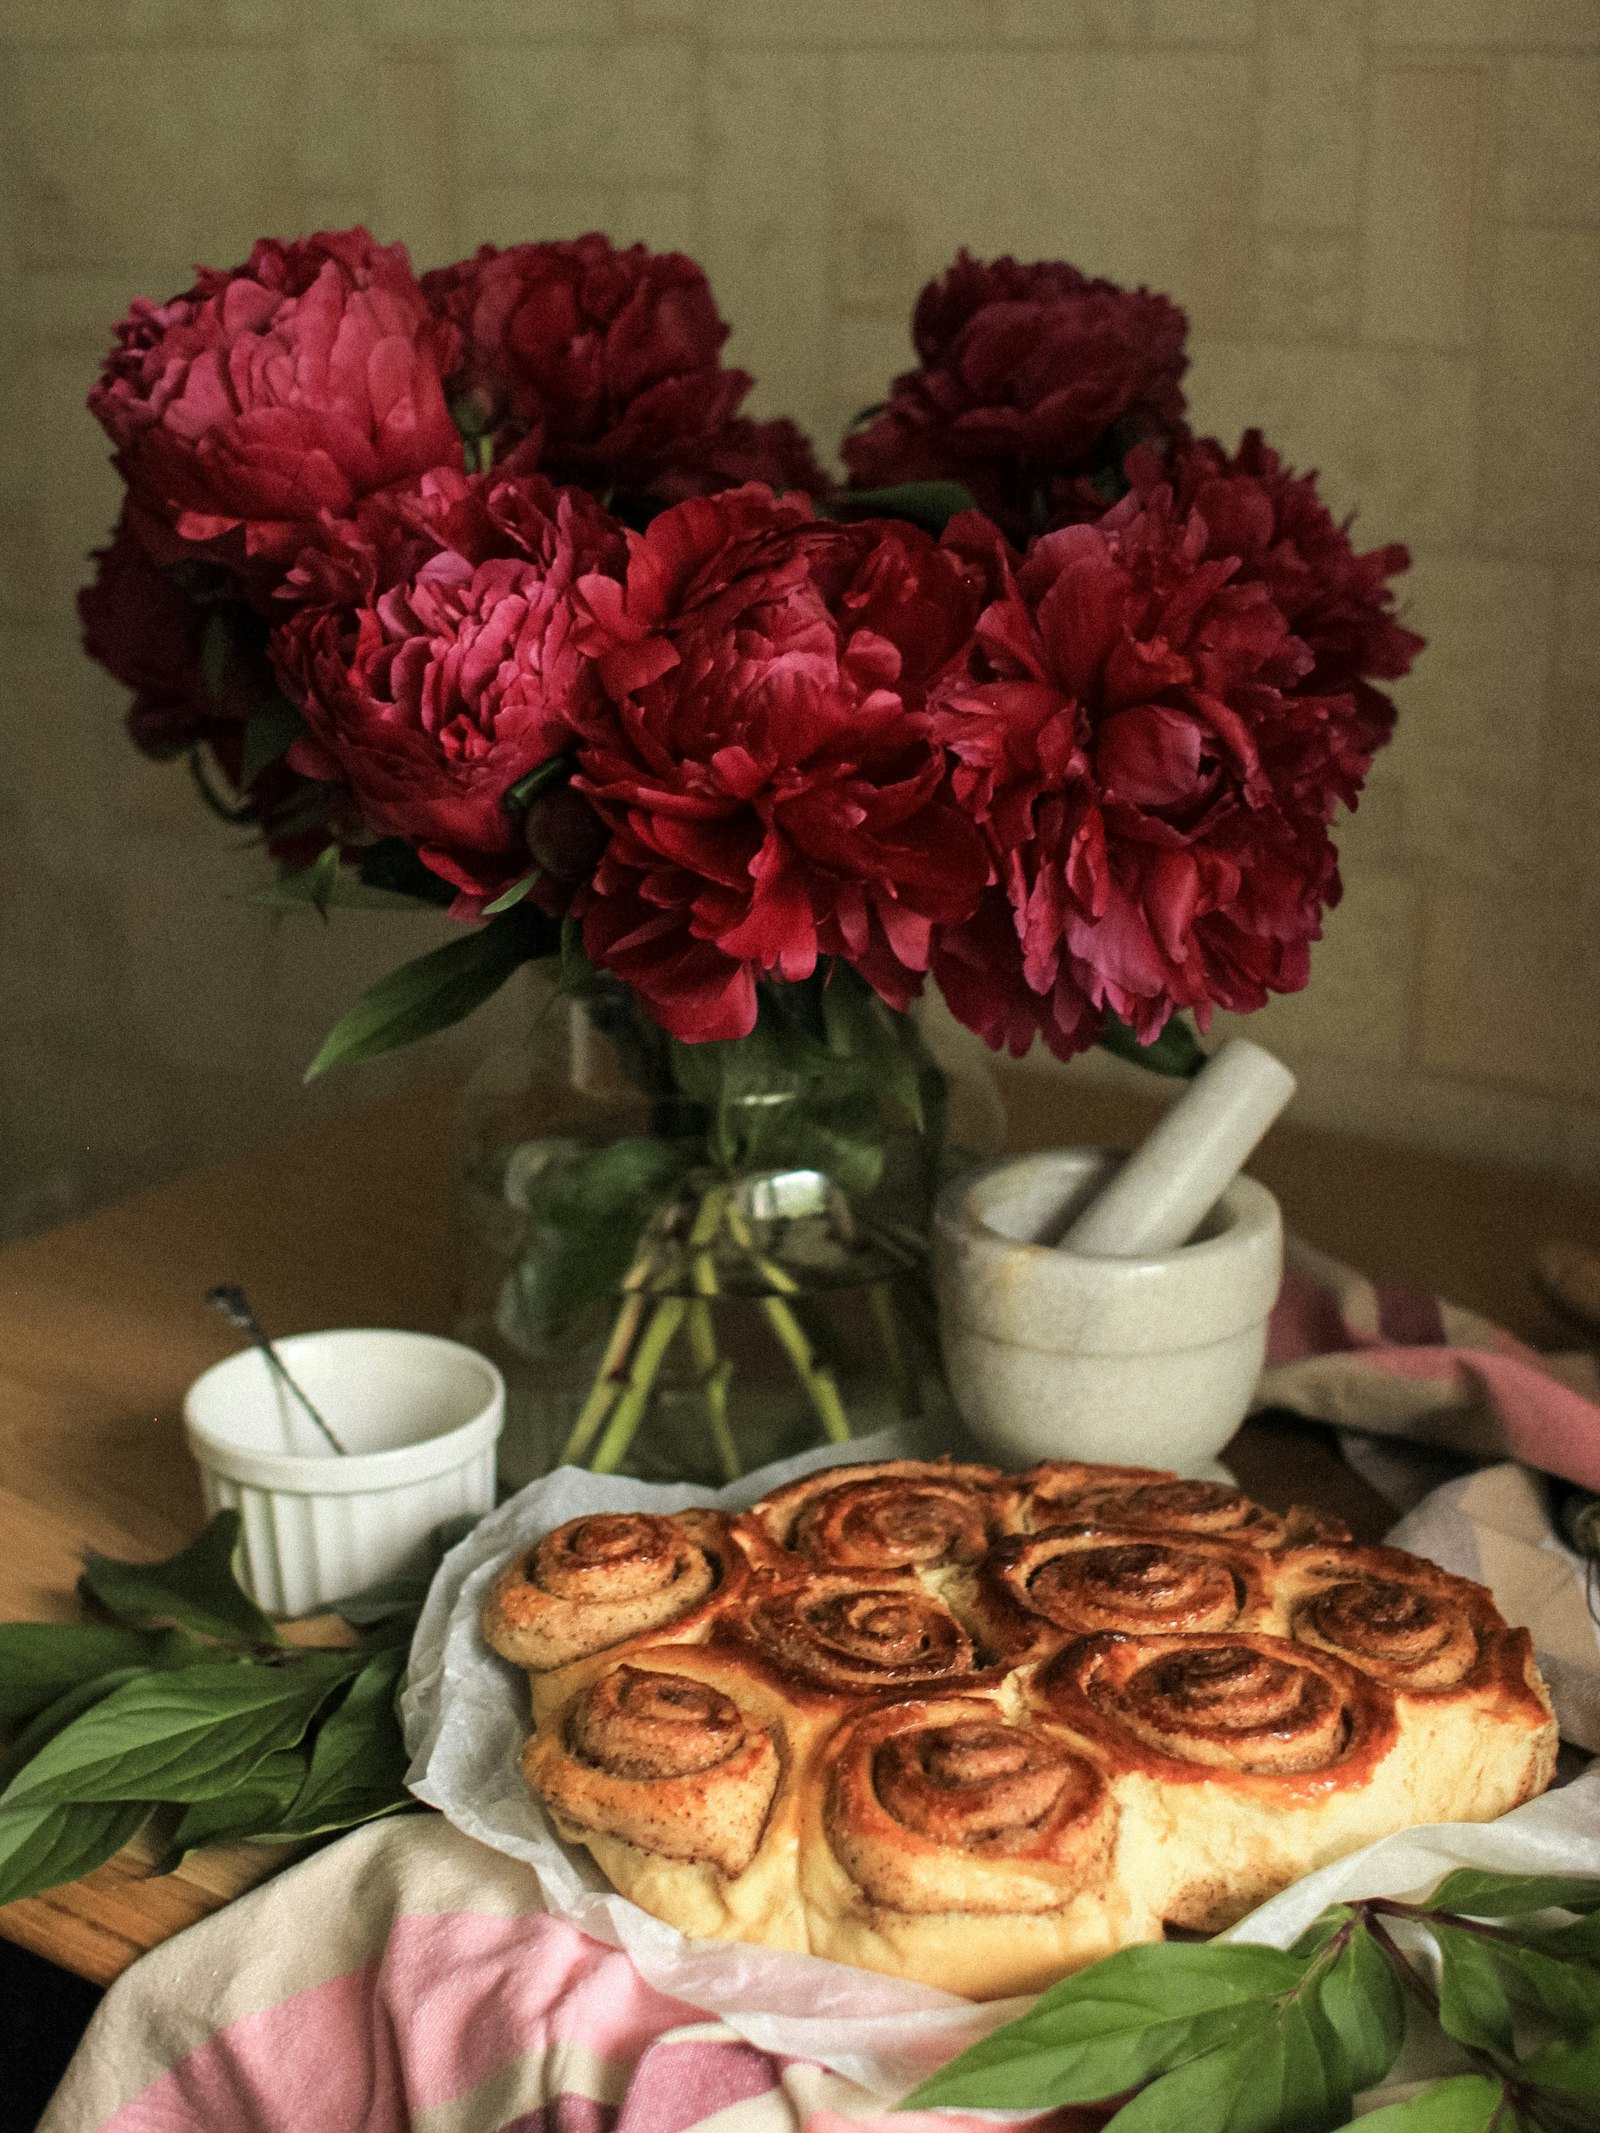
[183, 1330, 504, 1616]
[933, 1150, 1282, 1473]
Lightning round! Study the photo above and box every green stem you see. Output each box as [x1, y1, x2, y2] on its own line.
[591, 1296, 687, 1474]
[558, 1288, 646, 1466]
[867, 1282, 920, 1420]
[687, 1296, 739, 1483]
[758, 1294, 853, 1443]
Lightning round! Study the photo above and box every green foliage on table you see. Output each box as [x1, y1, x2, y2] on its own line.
[0, 1513, 426, 1908]
[902, 1876, 1600, 2132]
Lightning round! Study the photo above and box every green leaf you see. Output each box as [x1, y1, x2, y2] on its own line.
[902, 1941, 1308, 2112]
[1, 1669, 148, 1784]
[79, 1512, 280, 1648]
[165, 1750, 309, 1856]
[0, 1624, 160, 1728]
[1099, 1011, 1209, 1079]
[0, 1655, 358, 1809]
[1435, 1924, 1517, 2057]
[1315, 1918, 1408, 2094]
[0, 1800, 151, 1907]
[1431, 1870, 1600, 1919]
[1471, 1934, 1600, 2040]
[1519, 1913, 1600, 1961]
[515, 1137, 698, 1336]
[304, 916, 542, 1079]
[276, 1646, 411, 1837]
[482, 871, 540, 916]
[1522, 2022, 1600, 2100]
[200, 611, 231, 706]
[502, 753, 572, 815]
[824, 480, 978, 534]
[238, 697, 306, 787]
[1350, 2077, 1512, 2133]
[356, 838, 457, 909]
[1106, 1999, 1345, 2133]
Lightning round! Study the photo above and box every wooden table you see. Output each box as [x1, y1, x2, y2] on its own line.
[2, 1066, 1594, 1984]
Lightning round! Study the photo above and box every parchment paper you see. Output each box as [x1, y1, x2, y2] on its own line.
[403, 1437, 1600, 2101]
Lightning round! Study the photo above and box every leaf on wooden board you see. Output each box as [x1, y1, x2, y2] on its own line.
[276, 1645, 412, 1837]
[79, 1513, 280, 1648]
[0, 1799, 151, 1909]
[0, 1655, 359, 1811]
[0, 1624, 161, 1728]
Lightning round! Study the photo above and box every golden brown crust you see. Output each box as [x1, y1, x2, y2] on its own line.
[1016, 1464, 1349, 1550]
[482, 1509, 736, 1674]
[824, 1696, 1116, 1915]
[751, 1458, 1008, 1570]
[523, 1657, 782, 1876]
[488, 1454, 1555, 1988]
[973, 1525, 1271, 1662]
[722, 1569, 993, 1699]
[1030, 1631, 1398, 1788]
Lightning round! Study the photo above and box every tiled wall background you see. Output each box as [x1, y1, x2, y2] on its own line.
[3, 0, 1599, 1240]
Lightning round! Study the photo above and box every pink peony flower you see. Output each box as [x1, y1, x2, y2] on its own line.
[843, 250, 1189, 544]
[272, 469, 627, 912]
[88, 228, 462, 585]
[566, 485, 990, 1042]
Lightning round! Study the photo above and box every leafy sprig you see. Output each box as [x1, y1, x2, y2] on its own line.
[904, 1873, 1600, 2132]
[0, 1513, 429, 1908]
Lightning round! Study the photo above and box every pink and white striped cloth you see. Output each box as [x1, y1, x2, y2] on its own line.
[39, 1237, 1600, 2132]
[38, 1815, 1085, 2133]
[1260, 1236, 1600, 1492]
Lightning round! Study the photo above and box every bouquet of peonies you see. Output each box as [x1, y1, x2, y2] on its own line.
[80, 229, 1422, 1477]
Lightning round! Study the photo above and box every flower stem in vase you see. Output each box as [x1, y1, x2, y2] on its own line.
[590, 1295, 688, 1474]
[558, 1286, 646, 1465]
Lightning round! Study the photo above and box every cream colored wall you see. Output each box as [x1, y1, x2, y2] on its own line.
[2, 0, 1598, 1239]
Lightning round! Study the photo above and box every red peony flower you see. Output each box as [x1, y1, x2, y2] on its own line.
[649, 415, 829, 505]
[80, 517, 351, 865]
[88, 228, 462, 586]
[843, 251, 1189, 546]
[928, 490, 1376, 1061]
[1126, 431, 1423, 794]
[272, 468, 627, 913]
[423, 235, 751, 496]
[565, 485, 990, 1042]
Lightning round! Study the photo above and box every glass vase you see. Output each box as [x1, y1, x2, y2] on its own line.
[455, 970, 1006, 1491]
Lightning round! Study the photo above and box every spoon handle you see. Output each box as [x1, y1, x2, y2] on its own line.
[205, 1286, 349, 1456]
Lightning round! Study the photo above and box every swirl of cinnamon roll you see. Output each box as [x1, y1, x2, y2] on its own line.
[740, 1574, 978, 1695]
[482, 1510, 728, 1673]
[975, 1527, 1265, 1660]
[1282, 1549, 1488, 1690]
[825, 1697, 1115, 1914]
[751, 1459, 1002, 1570]
[1019, 1466, 1347, 1550]
[1035, 1632, 1395, 1778]
[522, 1660, 780, 1876]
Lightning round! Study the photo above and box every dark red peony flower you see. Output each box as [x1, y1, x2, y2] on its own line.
[423, 235, 751, 496]
[649, 415, 829, 504]
[80, 517, 351, 865]
[88, 228, 462, 586]
[564, 485, 990, 1042]
[843, 250, 1189, 545]
[272, 468, 627, 913]
[79, 518, 241, 758]
[928, 489, 1379, 1061]
[1125, 431, 1423, 794]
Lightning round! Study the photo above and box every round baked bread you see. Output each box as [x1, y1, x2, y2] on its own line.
[487, 1455, 1557, 1999]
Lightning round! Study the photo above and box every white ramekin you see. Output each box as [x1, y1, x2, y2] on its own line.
[183, 1330, 504, 1616]
[933, 1149, 1283, 1474]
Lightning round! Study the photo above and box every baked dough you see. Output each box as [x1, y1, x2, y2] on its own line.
[488, 1455, 1557, 1998]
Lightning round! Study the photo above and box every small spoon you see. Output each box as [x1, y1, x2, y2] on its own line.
[205, 1285, 349, 1456]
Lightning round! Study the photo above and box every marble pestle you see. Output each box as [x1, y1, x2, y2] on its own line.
[1058, 1038, 1297, 1258]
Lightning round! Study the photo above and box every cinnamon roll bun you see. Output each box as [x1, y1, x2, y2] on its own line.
[1018, 1464, 1346, 1550]
[973, 1526, 1269, 1661]
[753, 1458, 1003, 1570]
[733, 1573, 984, 1697]
[483, 1509, 732, 1675]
